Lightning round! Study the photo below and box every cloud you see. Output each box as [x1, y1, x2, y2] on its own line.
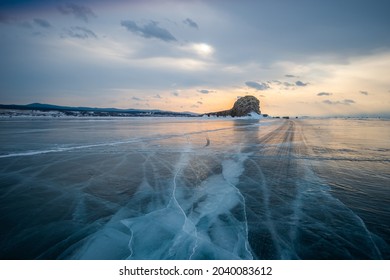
[0, 14, 43, 29]
[33, 18, 51, 28]
[360, 91, 369, 95]
[323, 99, 355, 105]
[58, 3, 96, 22]
[121, 20, 176, 42]
[183, 18, 199, 29]
[0, 14, 33, 30]
[322, 100, 335, 105]
[271, 80, 282, 85]
[270, 80, 304, 89]
[191, 43, 214, 57]
[63, 26, 97, 39]
[0, 14, 51, 30]
[285, 74, 298, 78]
[245, 81, 270, 91]
[197, 89, 213, 94]
[283, 82, 295, 87]
[317, 92, 332, 96]
[172, 91, 179, 96]
[153, 94, 162, 99]
[343, 99, 355, 104]
[295, 80, 308, 86]
[132, 97, 143, 101]
[197, 101, 203, 105]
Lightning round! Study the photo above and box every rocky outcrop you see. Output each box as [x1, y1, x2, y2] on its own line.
[206, 95, 261, 117]
[231, 95, 261, 117]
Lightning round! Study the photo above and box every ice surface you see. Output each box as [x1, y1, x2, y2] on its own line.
[0, 118, 389, 259]
[65, 139, 253, 259]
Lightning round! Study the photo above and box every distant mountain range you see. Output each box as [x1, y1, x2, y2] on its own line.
[0, 103, 199, 117]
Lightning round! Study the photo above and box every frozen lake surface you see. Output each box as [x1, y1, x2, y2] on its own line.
[0, 117, 389, 259]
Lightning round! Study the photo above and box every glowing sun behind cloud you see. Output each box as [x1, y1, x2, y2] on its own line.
[192, 43, 214, 57]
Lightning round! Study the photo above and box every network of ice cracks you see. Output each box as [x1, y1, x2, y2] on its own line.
[64, 120, 387, 260]
[64, 134, 252, 260]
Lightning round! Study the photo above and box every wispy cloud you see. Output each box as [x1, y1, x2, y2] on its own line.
[33, 18, 51, 28]
[269, 80, 297, 89]
[283, 82, 295, 87]
[323, 100, 334, 105]
[63, 26, 97, 39]
[317, 92, 332, 96]
[153, 94, 162, 99]
[344, 99, 356, 104]
[295, 81, 308, 87]
[197, 89, 213, 94]
[183, 18, 199, 29]
[121, 20, 176, 42]
[285, 74, 298, 78]
[270, 80, 308, 90]
[0, 14, 49, 30]
[323, 99, 355, 105]
[0, 15, 31, 28]
[58, 3, 96, 22]
[360, 90, 369, 95]
[271, 80, 282, 85]
[172, 91, 179, 96]
[245, 81, 270, 91]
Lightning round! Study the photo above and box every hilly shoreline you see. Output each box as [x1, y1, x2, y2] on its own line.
[0, 103, 198, 118]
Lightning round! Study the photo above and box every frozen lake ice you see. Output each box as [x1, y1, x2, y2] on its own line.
[0, 117, 389, 259]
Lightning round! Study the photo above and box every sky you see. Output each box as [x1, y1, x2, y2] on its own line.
[0, 0, 389, 117]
